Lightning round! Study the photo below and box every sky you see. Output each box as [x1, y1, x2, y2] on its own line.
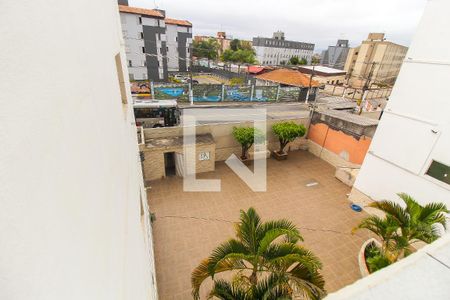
[130, 0, 427, 52]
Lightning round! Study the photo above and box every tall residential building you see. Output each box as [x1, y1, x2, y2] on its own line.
[253, 31, 315, 65]
[1, 0, 157, 299]
[321, 39, 350, 70]
[344, 33, 408, 87]
[119, 4, 192, 82]
[165, 18, 193, 72]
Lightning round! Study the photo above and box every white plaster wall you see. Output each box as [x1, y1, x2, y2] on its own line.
[166, 24, 179, 71]
[353, 0, 450, 206]
[254, 46, 313, 65]
[0, 1, 157, 299]
[121, 13, 147, 80]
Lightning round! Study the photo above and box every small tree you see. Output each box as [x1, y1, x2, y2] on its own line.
[353, 193, 448, 266]
[272, 122, 306, 154]
[193, 38, 220, 67]
[232, 126, 262, 160]
[299, 57, 308, 65]
[191, 208, 325, 300]
[289, 56, 300, 65]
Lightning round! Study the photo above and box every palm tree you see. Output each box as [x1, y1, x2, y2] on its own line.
[354, 193, 448, 262]
[191, 208, 325, 300]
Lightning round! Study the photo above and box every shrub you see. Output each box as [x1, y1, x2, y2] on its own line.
[365, 244, 391, 273]
[232, 126, 263, 159]
[229, 77, 244, 85]
[272, 121, 306, 154]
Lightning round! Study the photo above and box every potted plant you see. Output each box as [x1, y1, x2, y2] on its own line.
[271, 121, 306, 160]
[353, 193, 448, 276]
[232, 126, 262, 163]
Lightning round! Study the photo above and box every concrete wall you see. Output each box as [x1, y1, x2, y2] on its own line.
[308, 123, 372, 165]
[141, 143, 215, 181]
[120, 13, 147, 80]
[143, 118, 309, 162]
[352, 0, 450, 207]
[0, 1, 157, 299]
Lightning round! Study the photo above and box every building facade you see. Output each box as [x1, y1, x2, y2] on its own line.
[253, 31, 315, 65]
[119, 3, 192, 82]
[1, 0, 158, 299]
[350, 5, 450, 208]
[296, 65, 347, 85]
[344, 33, 408, 88]
[329, 2, 450, 298]
[321, 39, 350, 70]
[165, 18, 193, 72]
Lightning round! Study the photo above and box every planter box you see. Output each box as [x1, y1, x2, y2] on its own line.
[272, 151, 288, 161]
[358, 238, 382, 277]
[249, 150, 271, 160]
[239, 156, 252, 166]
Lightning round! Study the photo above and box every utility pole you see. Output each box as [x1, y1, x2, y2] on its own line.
[359, 62, 376, 115]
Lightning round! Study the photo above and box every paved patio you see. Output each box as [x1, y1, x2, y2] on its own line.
[148, 150, 372, 299]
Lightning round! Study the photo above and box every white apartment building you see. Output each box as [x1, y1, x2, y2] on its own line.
[119, 2, 192, 82]
[351, 0, 450, 208]
[253, 31, 314, 65]
[1, 0, 158, 299]
[165, 18, 193, 72]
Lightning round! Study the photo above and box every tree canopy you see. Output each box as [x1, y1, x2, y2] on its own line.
[221, 39, 256, 67]
[354, 193, 448, 266]
[191, 208, 325, 300]
[289, 56, 308, 65]
[193, 38, 220, 60]
[272, 122, 306, 154]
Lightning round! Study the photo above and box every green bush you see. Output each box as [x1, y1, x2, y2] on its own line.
[365, 244, 391, 273]
[272, 121, 306, 154]
[232, 126, 263, 159]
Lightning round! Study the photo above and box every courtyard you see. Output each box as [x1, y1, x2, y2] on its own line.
[148, 150, 372, 299]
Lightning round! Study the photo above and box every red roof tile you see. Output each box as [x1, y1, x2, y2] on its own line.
[118, 5, 164, 18]
[165, 18, 192, 27]
[255, 68, 320, 87]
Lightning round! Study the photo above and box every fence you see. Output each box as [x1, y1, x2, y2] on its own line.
[141, 83, 317, 103]
[191, 65, 248, 80]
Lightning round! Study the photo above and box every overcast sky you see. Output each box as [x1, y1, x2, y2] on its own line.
[130, 0, 427, 52]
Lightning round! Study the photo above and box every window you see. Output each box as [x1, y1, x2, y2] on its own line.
[426, 160, 449, 185]
[157, 20, 160, 27]
[128, 60, 132, 67]
[138, 17, 142, 24]
[140, 32, 144, 39]
[166, 46, 169, 52]
[129, 73, 134, 81]
[142, 47, 145, 53]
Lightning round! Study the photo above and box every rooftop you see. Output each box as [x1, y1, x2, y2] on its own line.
[299, 65, 347, 75]
[164, 17, 192, 27]
[148, 151, 372, 299]
[255, 68, 321, 87]
[118, 5, 164, 18]
[145, 133, 214, 149]
[318, 110, 379, 127]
